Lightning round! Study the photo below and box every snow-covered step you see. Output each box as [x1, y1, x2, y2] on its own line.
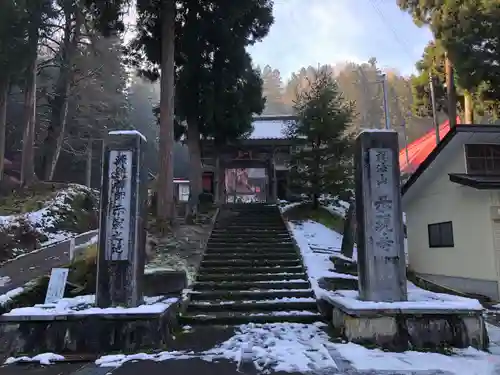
[207, 238, 293, 244]
[203, 247, 297, 254]
[190, 297, 316, 305]
[196, 272, 307, 282]
[180, 310, 322, 325]
[183, 203, 321, 325]
[203, 253, 298, 261]
[192, 280, 310, 291]
[200, 259, 301, 267]
[197, 265, 305, 274]
[210, 231, 290, 236]
[219, 219, 283, 224]
[209, 235, 291, 241]
[206, 242, 294, 248]
[211, 229, 289, 234]
[215, 224, 286, 229]
[188, 289, 315, 301]
[187, 300, 318, 313]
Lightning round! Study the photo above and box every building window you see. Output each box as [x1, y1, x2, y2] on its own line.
[428, 221, 454, 248]
[465, 144, 500, 175]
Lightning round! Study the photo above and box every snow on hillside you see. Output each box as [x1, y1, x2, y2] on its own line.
[0, 184, 98, 259]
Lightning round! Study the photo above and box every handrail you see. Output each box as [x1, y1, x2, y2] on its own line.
[0, 229, 99, 267]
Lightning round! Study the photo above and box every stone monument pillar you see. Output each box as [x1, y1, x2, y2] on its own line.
[354, 129, 407, 302]
[96, 130, 148, 308]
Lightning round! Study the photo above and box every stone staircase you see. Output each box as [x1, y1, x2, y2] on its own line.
[180, 203, 322, 325]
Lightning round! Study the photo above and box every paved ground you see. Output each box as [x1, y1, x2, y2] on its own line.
[0, 323, 485, 375]
[0, 231, 96, 295]
[0, 363, 88, 375]
[0, 242, 69, 295]
[0, 360, 300, 375]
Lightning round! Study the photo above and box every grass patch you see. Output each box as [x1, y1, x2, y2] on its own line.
[0, 182, 67, 215]
[283, 202, 345, 233]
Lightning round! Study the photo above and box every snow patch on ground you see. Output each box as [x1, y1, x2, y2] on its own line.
[95, 322, 338, 373]
[289, 219, 482, 311]
[88, 322, 500, 374]
[7, 312, 500, 373]
[288, 220, 355, 296]
[5, 353, 64, 366]
[144, 266, 176, 275]
[0, 276, 10, 287]
[3, 295, 178, 316]
[278, 201, 302, 213]
[0, 287, 24, 306]
[0, 184, 96, 256]
[327, 286, 483, 311]
[335, 343, 497, 374]
[206, 322, 337, 373]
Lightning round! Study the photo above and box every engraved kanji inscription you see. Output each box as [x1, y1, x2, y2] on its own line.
[105, 150, 133, 260]
[369, 148, 397, 256]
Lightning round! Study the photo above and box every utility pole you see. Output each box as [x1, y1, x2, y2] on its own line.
[380, 73, 390, 130]
[401, 119, 410, 167]
[357, 67, 390, 129]
[429, 74, 440, 145]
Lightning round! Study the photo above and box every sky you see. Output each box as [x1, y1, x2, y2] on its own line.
[247, 0, 433, 80]
[124, 0, 433, 80]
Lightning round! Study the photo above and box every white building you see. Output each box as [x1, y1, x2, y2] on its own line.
[402, 125, 500, 301]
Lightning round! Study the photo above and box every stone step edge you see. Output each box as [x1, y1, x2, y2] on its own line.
[188, 297, 316, 305]
[180, 310, 321, 318]
[196, 272, 306, 277]
[188, 299, 317, 308]
[196, 274, 307, 281]
[187, 288, 314, 294]
[193, 279, 308, 284]
[203, 249, 297, 254]
[197, 266, 305, 272]
[203, 251, 300, 260]
[200, 261, 302, 266]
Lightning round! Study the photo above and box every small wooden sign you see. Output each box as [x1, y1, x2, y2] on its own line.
[45, 268, 69, 304]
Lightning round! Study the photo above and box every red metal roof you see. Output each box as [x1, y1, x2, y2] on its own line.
[399, 117, 462, 174]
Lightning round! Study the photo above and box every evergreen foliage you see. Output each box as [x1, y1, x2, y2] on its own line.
[287, 69, 354, 208]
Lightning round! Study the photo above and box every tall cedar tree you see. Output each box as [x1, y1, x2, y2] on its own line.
[131, 0, 273, 212]
[410, 42, 448, 118]
[398, 0, 500, 122]
[287, 70, 354, 209]
[0, 1, 27, 181]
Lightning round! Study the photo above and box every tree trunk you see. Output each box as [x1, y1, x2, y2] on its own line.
[0, 76, 8, 181]
[85, 138, 92, 187]
[156, 0, 176, 222]
[445, 54, 457, 128]
[20, 55, 37, 186]
[340, 201, 356, 259]
[187, 119, 203, 208]
[464, 91, 474, 124]
[214, 154, 224, 204]
[312, 193, 319, 209]
[41, 4, 82, 180]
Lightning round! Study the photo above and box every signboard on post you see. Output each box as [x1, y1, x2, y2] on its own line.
[45, 268, 69, 304]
